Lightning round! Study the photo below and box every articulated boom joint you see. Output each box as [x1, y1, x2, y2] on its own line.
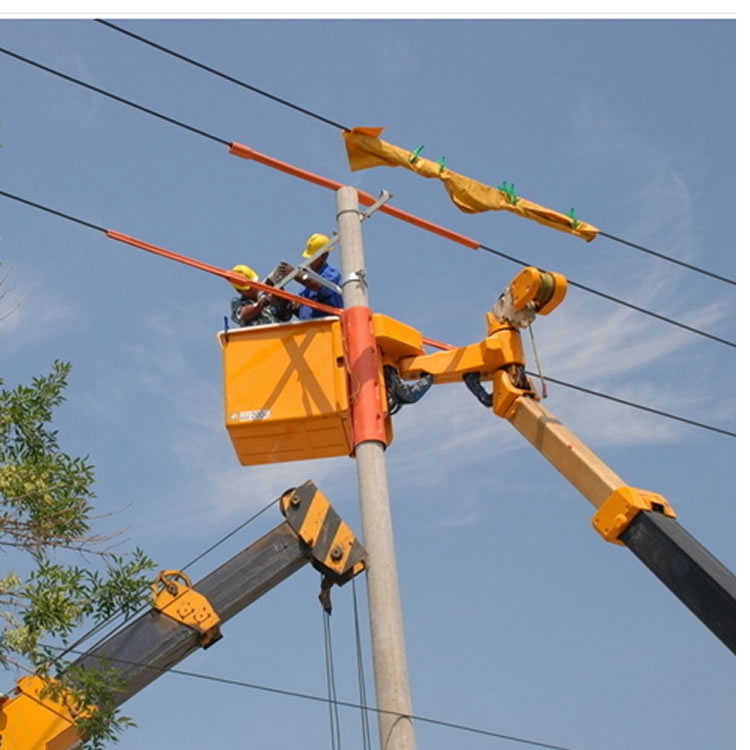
[489, 365, 539, 418]
[387, 267, 566, 419]
[459, 312, 539, 417]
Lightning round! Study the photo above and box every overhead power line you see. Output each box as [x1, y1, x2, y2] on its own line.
[479, 245, 734, 348]
[94, 19, 735, 287]
[0, 188, 342, 321]
[48, 645, 575, 750]
[95, 19, 350, 132]
[0, 46, 735, 350]
[597, 231, 734, 286]
[0, 187, 734, 439]
[528, 373, 735, 438]
[0, 46, 228, 146]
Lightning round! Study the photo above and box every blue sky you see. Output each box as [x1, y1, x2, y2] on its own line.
[0, 14, 737, 750]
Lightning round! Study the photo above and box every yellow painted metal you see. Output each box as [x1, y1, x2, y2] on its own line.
[324, 520, 368, 578]
[218, 317, 399, 466]
[218, 318, 354, 465]
[509, 398, 627, 509]
[491, 369, 536, 418]
[509, 268, 567, 315]
[372, 313, 425, 364]
[398, 313, 525, 384]
[290, 487, 331, 548]
[539, 271, 567, 315]
[151, 570, 222, 648]
[592, 486, 677, 545]
[0, 675, 82, 750]
[510, 267, 544, 310]
[280, 482, 368, 581]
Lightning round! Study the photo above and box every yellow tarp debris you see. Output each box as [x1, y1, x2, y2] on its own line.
[343, 127, 599, 242]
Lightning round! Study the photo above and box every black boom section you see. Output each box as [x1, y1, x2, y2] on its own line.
[620, 510, 735, 653]
[73, 522, 309, 705]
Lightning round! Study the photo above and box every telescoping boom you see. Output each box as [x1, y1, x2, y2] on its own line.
[0, 481, 367, 750]
[218, 264, 735, 654]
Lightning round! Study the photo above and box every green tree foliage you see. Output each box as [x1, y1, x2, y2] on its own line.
[0, 360, 155, 748]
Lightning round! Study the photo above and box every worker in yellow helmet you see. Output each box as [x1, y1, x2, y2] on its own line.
[229, 264, 292, 327]
[278, 233, 343, 319]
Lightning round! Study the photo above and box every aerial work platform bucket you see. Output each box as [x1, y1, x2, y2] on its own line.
[218, 314, 425, 467]
[218, 317, 354, 466]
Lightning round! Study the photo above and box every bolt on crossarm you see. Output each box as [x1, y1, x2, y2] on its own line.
[395, 266, 735, 653]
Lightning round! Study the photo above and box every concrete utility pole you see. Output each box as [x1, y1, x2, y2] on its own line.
[336, 186, 418, 750]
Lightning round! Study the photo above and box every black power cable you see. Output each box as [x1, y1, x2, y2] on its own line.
[479, 244, 735, 348]
[0, 186, 735, 439]
[0, 47, 735, 352]
[597, 230, 734, 286]
[0, 47, 229, 147]
[95, 19, 350, 132]
[43, 645, 576, 750]
[94, 20, 735, 287]
[526, 373, 735, 438]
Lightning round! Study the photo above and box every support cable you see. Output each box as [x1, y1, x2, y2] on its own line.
[322, 606, 343, 750]
[352, 579, 374, 750]
[179, 496, 280, 572]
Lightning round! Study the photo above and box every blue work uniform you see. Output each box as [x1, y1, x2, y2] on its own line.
[297, 263, 344, 320]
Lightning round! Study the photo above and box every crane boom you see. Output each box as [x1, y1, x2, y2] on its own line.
[385, 266, 735, 652]
[0, 481, 367, 749]
[509, 397, 735, 652]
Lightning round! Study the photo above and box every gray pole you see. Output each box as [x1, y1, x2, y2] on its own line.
[336, 186, 417, 750]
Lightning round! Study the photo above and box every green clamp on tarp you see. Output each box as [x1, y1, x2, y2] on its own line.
[498, 181, 519, 205]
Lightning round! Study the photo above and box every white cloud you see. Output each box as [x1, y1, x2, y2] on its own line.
[436, 507, 482, 528]
[634, 169, 697, 257]
[0, 270, 80, 353]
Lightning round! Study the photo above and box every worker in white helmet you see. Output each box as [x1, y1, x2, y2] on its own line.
[278, 233, 343, 319]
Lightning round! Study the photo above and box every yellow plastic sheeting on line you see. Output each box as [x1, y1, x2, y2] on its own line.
[343, 127, 599, 242]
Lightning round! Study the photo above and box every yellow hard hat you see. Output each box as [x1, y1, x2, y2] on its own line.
[230, 264, 259, 291]
[301, 233, 330, 259]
